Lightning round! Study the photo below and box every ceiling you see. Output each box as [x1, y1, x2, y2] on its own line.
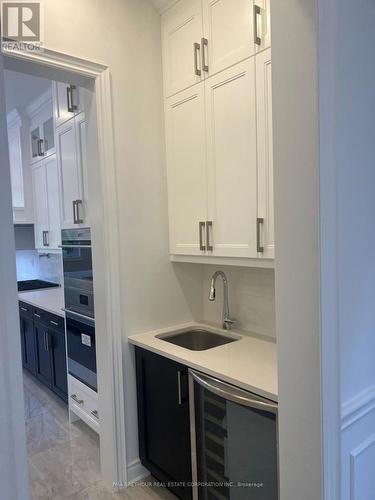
[4, 70, 51, 113]
[150, 0, 174, 12]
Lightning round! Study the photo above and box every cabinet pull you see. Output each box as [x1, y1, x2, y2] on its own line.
[91, 410, 99, 420]
[44, 231, 49, 247]
[42, 231, 45, 246]
[72, 200, 78, 224]
[201, 38, 209, 73]
[21, 307, 28, 312]
[193, 42, 202, 76]
[43, 331, 50, 352]
[206, 221, 213, 251]
[199, 221, 206, 251]
[75, 200, 84, 224]
[67, 84, 77, 113]
[71, 394, 84, 405]
[34, 313, 41, 318]
[50, 320, 59, 327]
[37, 139, 44, 156]
[254, 4, 262, 46]
[257, 217, 264, 253]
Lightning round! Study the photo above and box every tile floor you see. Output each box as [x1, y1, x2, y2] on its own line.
[23, 371, 177, 500]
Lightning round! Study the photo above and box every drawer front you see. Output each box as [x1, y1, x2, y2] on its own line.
[32, 307, 50, 327]
[19, 301, 33, 318]
[45, 311, 65, 332]
[68, 375, 99, 422]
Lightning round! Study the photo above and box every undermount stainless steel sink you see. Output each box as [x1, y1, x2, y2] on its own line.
[156, 329, 240, 351]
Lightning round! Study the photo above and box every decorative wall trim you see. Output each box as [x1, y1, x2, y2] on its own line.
[342, 385, 375, 431]
[350, 434, 375, 500]
[6, 108, 21, 128]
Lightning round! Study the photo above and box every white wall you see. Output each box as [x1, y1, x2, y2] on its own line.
[335, 1, 375, 498]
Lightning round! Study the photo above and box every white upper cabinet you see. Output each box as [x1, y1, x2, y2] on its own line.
[165, 83, 207, 254]
[53, 81, 84, 128]
[56, 114, 88, 230]
[202, 0, 255, 78]
[32, 161, 49, 249]
[256, 48, 274, 259]
[254, 0, 271, 52]
[162, 0, 204, 97]
[205, 58, 258, 258]
[27, 88, 55, 164]
[7, 109, 34, 224]
[32, 155, 61, 251]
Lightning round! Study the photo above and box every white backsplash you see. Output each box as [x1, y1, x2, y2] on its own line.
[201, 266, 276, 338]
[16, 250, 63, 284]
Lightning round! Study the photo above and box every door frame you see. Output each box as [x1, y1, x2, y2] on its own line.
[2, 46, 127, 487]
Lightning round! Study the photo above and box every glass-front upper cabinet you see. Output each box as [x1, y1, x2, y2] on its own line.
[28, 86, 56, 164]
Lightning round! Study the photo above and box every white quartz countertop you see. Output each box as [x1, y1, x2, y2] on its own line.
[129, 322, 278, 402]
[18, 288, 65, 317]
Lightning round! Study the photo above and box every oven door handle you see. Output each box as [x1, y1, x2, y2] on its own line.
[189, 369, 278, 413]
[59, 245, 92, 249]
[63, 308, 95, 326]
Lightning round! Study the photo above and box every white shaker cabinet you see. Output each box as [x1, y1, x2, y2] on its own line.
[28, 89, 56, 164]
[256, 48, 274, 259]
[56, 114, 88, 230]
[165, 83, 207, 255]
[202, 0, 255, 78]
[162, 0, 204, 97]
[32, 155, 61, 250]
[53, 81, 84, 128]
[205, 58, 258, 258]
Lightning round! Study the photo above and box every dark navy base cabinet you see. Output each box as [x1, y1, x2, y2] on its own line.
[19, 301, 68, 403]
[135, 347, 192, 500]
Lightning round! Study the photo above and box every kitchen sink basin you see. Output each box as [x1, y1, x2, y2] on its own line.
[156, 329, 239, 351]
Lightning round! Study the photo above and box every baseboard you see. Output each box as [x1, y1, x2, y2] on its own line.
[126, 458, 149, 485]
[342, 385, 375, 431]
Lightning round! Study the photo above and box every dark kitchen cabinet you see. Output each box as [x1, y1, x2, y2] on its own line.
[19, 302, 36, 375]
[35, 320, 53, 388]
[49, 327, 68, 402]
[135, 347, 192, 500]
[19, 301, 68, 402]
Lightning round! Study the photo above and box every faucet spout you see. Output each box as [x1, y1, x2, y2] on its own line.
[208, 271, 236, 330]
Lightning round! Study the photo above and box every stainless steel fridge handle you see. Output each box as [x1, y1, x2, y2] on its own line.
[189, 369, 278, 413]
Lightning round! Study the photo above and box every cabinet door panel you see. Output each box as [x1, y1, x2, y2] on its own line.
[56, 118, 81, 229]
[165, 84, 208, 255]
[74, 113, 89, 227]
[136, 348, 192, 500]
[205, 59, 258, 258]
[20, 314, 36, 375]
[162, 0, 203, 97]
[203, 0, 255, 77]
[54, 82, 76, 127]
[8, 126, 24, 208]
[35, 323, 52, 387]
[45, 155, 61, 249]
[50, 329, 68, 402]
[32, 161, 49, 249]
[256, 49, 274, 259]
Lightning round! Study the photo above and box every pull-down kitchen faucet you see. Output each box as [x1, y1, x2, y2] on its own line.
[209, 271, 236, 330]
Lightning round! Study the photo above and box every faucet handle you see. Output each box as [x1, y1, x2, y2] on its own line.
[223, 317, 236, 330]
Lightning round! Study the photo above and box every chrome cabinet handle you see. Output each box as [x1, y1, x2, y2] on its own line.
[42, 231, 45, 246]
[91, 410, 99, 420]
[254, 4, 262, 46]
[177, 371, 183, 405]
[72, 200, 77, 224]
[67, 85, 77, 113]
[206, 221, 213, 251]
[193, 42, 201, 76]
[50, 320, 59, 327]
[37, 139, 44, 156]
[71, 394, 84, 405]
[199, 221, 206, 251]
[43, 331, 49, 352]
[44, 231, 49, 247]
[34, 313, 41, 318]
[21, 307, 28, 312]
[201, 38, 209, 73]
[75, 200, 84, 224]
[257, 217, 264, 253]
